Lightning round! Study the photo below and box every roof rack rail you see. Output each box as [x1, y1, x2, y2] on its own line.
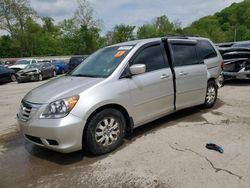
[165, 34, 200, 38]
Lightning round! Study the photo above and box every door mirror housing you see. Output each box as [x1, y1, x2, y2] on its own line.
[130, 64, 146, 75]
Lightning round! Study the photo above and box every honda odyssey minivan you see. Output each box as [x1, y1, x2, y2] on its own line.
[17, 36, 223, 155]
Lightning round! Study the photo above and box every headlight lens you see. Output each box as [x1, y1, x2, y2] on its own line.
[40, 95, 79, 119]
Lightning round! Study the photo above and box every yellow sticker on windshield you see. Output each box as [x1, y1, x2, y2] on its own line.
[114, 50, 126, 58]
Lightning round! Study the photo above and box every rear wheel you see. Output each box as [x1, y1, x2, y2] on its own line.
[217, 73, 224, 88]
[84, 108, 126, 155]
[203, 80, 218, 108]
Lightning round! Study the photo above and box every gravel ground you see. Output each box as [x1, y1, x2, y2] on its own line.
[0, 79, 250, 188]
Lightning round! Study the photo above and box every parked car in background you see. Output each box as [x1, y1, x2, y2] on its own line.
[9, 59, 38, 72]
[18, 36, 222, 155]
[52, 60, 68, 74]
[68, 55, 88, 73]
[0, 66, 17, 84]
[232, 41, 250, 48]
[219, 41, 250, 80]
[0, 60, 16, 68]
[16, 62, 56, 83]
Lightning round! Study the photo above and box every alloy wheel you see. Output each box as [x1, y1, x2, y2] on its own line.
[95, 117, 120, 146]
[206, 86, 216, 105]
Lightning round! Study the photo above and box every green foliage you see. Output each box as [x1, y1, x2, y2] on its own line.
[105, 24, 135, 45]
[137, 15, 174, 39]
[185, 0, 250, 42]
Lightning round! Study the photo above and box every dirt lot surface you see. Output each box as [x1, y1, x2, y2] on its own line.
[0, 80, 250, 188]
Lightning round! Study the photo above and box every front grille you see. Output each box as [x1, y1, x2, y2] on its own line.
[18, 101, 41, 122]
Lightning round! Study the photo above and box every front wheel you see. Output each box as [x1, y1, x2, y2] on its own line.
[38, 74, 43, 81]
[203, 80, 218, 108]
[84, 109, 126, 155]
[10, 74, 17, 82]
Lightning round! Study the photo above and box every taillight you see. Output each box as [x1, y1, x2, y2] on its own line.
[221, 61, 224, 70]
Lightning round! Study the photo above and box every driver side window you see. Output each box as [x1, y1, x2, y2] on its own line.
[132, 44, 168, 72]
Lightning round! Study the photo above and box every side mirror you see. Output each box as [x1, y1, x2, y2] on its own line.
[130, 64, 146, 76]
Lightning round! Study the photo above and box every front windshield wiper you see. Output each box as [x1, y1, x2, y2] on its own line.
[70, 74, 100, 78]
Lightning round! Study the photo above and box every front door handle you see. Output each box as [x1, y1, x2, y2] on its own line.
[179, 71, 189, 76]
[161, 74, 170, 79]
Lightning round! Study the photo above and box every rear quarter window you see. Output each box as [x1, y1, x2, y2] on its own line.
[197, 40, 217, 60]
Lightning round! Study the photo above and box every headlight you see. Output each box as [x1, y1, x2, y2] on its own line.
[40, 95, 79, 119]
[27, 72, 34, 75]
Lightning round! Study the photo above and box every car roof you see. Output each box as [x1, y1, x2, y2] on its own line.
[17, 59, 32, 61]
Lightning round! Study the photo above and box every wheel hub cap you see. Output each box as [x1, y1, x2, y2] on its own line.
[206, 86, 216, 104]
[95, 117, 120, 146]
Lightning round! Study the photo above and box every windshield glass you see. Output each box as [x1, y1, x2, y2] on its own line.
[70, 46, 133, 78]
[26, 63, 42, 69]
[16, 60, 30, 65]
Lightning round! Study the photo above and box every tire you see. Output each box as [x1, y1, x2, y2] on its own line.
[10, 74, 17, 82]
[203, 80, 218, 108]
[61, 69, 65, 74]
[17, 79, 22, 83]
[84, 108, 126, 155]
[53, 70, 56, 77]
[217, 73, 224, 88]
[38, 74, 43, 81]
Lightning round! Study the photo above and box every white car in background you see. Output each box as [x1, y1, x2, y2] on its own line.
[9, 59, 38, 72]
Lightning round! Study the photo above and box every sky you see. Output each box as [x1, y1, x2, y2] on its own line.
[1, 0, 244, 35]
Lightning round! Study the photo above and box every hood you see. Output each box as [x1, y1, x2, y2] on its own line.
[17, 68, 39, 74]
[23, 76, 105, 103]
[9, 64, 27, 69]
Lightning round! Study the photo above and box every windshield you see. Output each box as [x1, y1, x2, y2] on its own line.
[70, 46, 133, 78]
[16, 60, 30, 65]
[26, 64, 42, 69]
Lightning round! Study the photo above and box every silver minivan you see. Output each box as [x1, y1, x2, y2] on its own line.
[17, 36, 223, 155]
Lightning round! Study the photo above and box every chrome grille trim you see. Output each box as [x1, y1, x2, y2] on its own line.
[18, 101, 42, 122]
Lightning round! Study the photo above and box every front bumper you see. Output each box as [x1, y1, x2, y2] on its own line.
[17, 111, 85, 153]
[17, 74, 38, 82]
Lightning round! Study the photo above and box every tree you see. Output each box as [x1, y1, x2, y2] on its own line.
[0, 0, 37, 56]
[106, 24, 135, 45]
[137, 15, 174, 39]
[137, 24, 158, 39]
[73, 0, 100, 28]
[74, 25, 101, 54]
[42, 17, 58, 33]
[184, 16, 227, 42]
[0, 0, 36, 35]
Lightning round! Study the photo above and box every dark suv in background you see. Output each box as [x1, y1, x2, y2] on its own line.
[68, 55, 88, 73]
